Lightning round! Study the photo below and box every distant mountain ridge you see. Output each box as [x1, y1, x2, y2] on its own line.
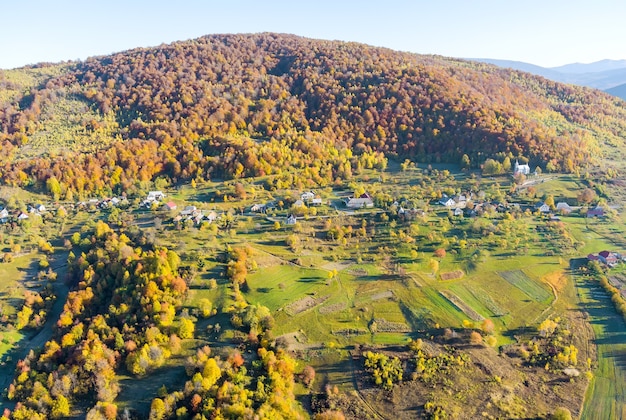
[474, 58, 626, 99]
[607, 83, 626, 99]
[551, 59, 626, 74]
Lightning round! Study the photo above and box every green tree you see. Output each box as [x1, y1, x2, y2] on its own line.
[460, 154, 471, 169]
[179, 318, 195, 339]
[502, 156, 512, 172]
[149, 398, 166, 420]
[46, 176, 62, 200]
[51, 395, 71, 418]
[551, 407, 572, 420]
[428, 259, 439, 274]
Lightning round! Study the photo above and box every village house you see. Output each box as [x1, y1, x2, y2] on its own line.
[556, 202, 572, 214]
[147, 191, 166, 201]
[163, 201, 177, 211]
[286, 214, 297, 225]
[250, 203, 266, 213]
[205, 211, 218, 223]
[142, 191, 166, 207]
[586, 205, 605, 218]
[311, 197, 323, 206]
[29, 204, 46, 214]
[345, 192, 374, 209]
[398, 207, 424, 222]
[534, 202, 551, 213]
[0, 208, 9, 223]
[454, 207, 464, 217]
[193, 213, 204, 225]
[587, 253, 600, 262]
[300, 191, 316, 202]
[438, 196, 455, 208]
[180, 206, 198, 216]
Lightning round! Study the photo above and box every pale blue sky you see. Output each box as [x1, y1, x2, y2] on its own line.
[1, 0, 625, 69]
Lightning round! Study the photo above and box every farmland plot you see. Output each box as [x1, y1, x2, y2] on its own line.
[498, 270, 552, 302]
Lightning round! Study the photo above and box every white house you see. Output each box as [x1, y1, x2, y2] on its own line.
[206, 211, 218, 222]
[535, 202, 550, 213]
[180, 206, 197, 216]
[286, 214, 297, 225]
[439, 196, 455, 208]
[301, 191, 316, 202]
[345, 193, 374, 209]
[513, 160, 531, 176]
[556, 202, 572, 214]
[146, 191, 166, 202]
[250, 203, 266, 213]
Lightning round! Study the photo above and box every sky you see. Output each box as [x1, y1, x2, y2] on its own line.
[1, 0, 625, 70]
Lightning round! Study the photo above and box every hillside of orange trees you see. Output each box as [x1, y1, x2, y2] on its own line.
[1, 33, 626, 197]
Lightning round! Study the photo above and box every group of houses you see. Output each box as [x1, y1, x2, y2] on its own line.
[587, 250, 624, 268]
[438, 193, 472, 210]
[300, 191, 323, 206]
[138, 191, 222, 226]
[435, 189, 608, 221]
[172, 205, 219, 226]
[0, 205, 42, 223]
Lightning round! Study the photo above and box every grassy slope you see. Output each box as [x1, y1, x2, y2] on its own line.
[577, 271, 626, 419]
[1, 168, 620, 415]
[567, 218, 626, 419]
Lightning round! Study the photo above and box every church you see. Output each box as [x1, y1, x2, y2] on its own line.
[513, 160, 531, 176]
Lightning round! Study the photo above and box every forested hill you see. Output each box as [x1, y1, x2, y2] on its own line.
[1, 33, 626, 197]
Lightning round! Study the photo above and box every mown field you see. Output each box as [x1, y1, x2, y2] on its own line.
[577, 271, 626, 419]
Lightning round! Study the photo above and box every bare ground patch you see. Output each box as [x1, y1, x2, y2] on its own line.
[372, 318, 410, 333]
[370, 290, 394, 301]
[348, 268, 368, 276]
[440, 270, 465, 281]
[319, 302, 347, 314]
[322, 261, 354, 272]
[284, 294, 330, 316]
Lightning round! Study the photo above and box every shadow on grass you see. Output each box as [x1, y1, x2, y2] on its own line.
[298, 277, 323, 283]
